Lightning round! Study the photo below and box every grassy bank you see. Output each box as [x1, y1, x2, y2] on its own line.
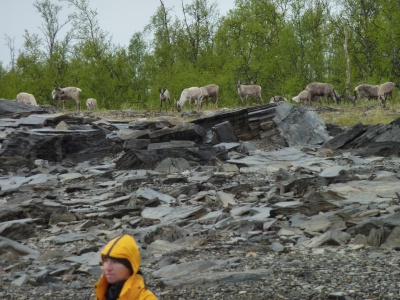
[317, 98, 400, 127]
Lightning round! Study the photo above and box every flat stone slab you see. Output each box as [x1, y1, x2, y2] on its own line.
[136, 187, 176, 204]
[64, 251, 99, 266]
[328, 180, 400, 205]
[158, 268, 271, 288]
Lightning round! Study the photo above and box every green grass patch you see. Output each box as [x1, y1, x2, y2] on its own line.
[317, 98, 400, 127]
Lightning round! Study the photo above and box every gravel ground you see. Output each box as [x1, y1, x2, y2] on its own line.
[150, 244, 400, 300]
[2, 244, 399, 300]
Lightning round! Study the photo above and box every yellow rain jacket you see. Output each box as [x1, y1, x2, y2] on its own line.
[94, 234, 157, 300]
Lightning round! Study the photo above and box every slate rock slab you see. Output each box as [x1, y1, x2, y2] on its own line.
[0, 129, 122, 172]
[0, 99, 46, 118]
[274, 102, 331, 146]
[116, 145, 229, 170]
[323, 118, 400, 157]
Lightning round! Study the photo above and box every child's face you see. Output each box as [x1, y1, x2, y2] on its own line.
[103, 257, 132, 283]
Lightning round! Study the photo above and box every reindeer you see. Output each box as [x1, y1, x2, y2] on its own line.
[269, 95, 287, 104]
[292, 90, 321, 106]
[16, 92, 38, 106]
[200, 84, 219, 109]
[305, 82, 343, 105]
[159, 87, 171, 111]
[378, 82, 396, 108]
[52, 86, 82, 112]
[86, 98, 97, 110]
[236, 80, 263, 106]
[176, 87, 204, 112]
[354, 84, 379, 103]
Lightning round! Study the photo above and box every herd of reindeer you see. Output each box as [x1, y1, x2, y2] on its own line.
[12, 80, 397, 113]
[161, 80, 397, 112]
[15, 86, 95, 112]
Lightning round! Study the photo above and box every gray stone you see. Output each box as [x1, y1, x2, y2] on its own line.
[269, 242, 285, 253]
[216, 191, 236, 208]
[274, 102, 331, 146]
[136, 187, 176, 204]
[0, 236, 39, 258]
[302, 230, 352, 248]
[50, 233, 94, 245]
[12, 274, 29, 287]
[146, 240, 185, 256]
[148, 140, 195, 150]
[210, 121, 238, 144]
[154, 157, 192, 173]
[154, 259, 227, 279]
[381, 226, 400, 249]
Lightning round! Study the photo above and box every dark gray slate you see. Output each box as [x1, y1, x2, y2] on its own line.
[0, 99, 46, 118]
[210, 121, 238, 144]
[124, 139, 150, 150]
[147, 123, 207, 144]
[323, 118, 400, 156]
[116, 145, 229, 170]
[0, 129, 122, 172]
[353, 141, 400, 157]
[322, 123, 368, 150]
[274, 102, 331, 146]
[148, 140, 195, 150]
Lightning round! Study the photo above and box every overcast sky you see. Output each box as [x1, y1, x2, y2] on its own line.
[0, 0, 235, 68]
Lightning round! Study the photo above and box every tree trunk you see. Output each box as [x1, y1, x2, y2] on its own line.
[343, 25, 354, 104]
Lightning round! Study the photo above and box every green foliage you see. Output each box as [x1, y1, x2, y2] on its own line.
[1, 0, 400, 112]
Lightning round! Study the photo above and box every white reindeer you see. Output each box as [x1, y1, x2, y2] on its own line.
[86, 98, 97, 110]
[269, 95, 287, 104]
[16, 92, 38, 106]
[292, 90, 321, 106]
[176, 87, 204, 112]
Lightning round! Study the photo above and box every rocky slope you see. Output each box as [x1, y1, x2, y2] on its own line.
[1, 100, 400, 300]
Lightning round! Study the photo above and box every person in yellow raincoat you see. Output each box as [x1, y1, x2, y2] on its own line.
[94, 234, 157, 300]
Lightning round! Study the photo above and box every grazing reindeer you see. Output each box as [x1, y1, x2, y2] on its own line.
[236, 80, 263, 106]
[353, 84, 379, 103]
[354, 82, 396, 108]
[378, 82, 395, 108]
[269, 95, 287, 104]
[305, 82, 343, 105]
[52, 86, 82, 112]
[292, 90, 321, 106]
[16, 92, 38, 106]
[200, 84, 219, 109]
[86, 98, 97, 110]
[159, 88, 171, 111]
[176, 87, 203, 112]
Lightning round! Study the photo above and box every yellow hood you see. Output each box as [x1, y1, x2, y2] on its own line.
[101, 234, 140, 276]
